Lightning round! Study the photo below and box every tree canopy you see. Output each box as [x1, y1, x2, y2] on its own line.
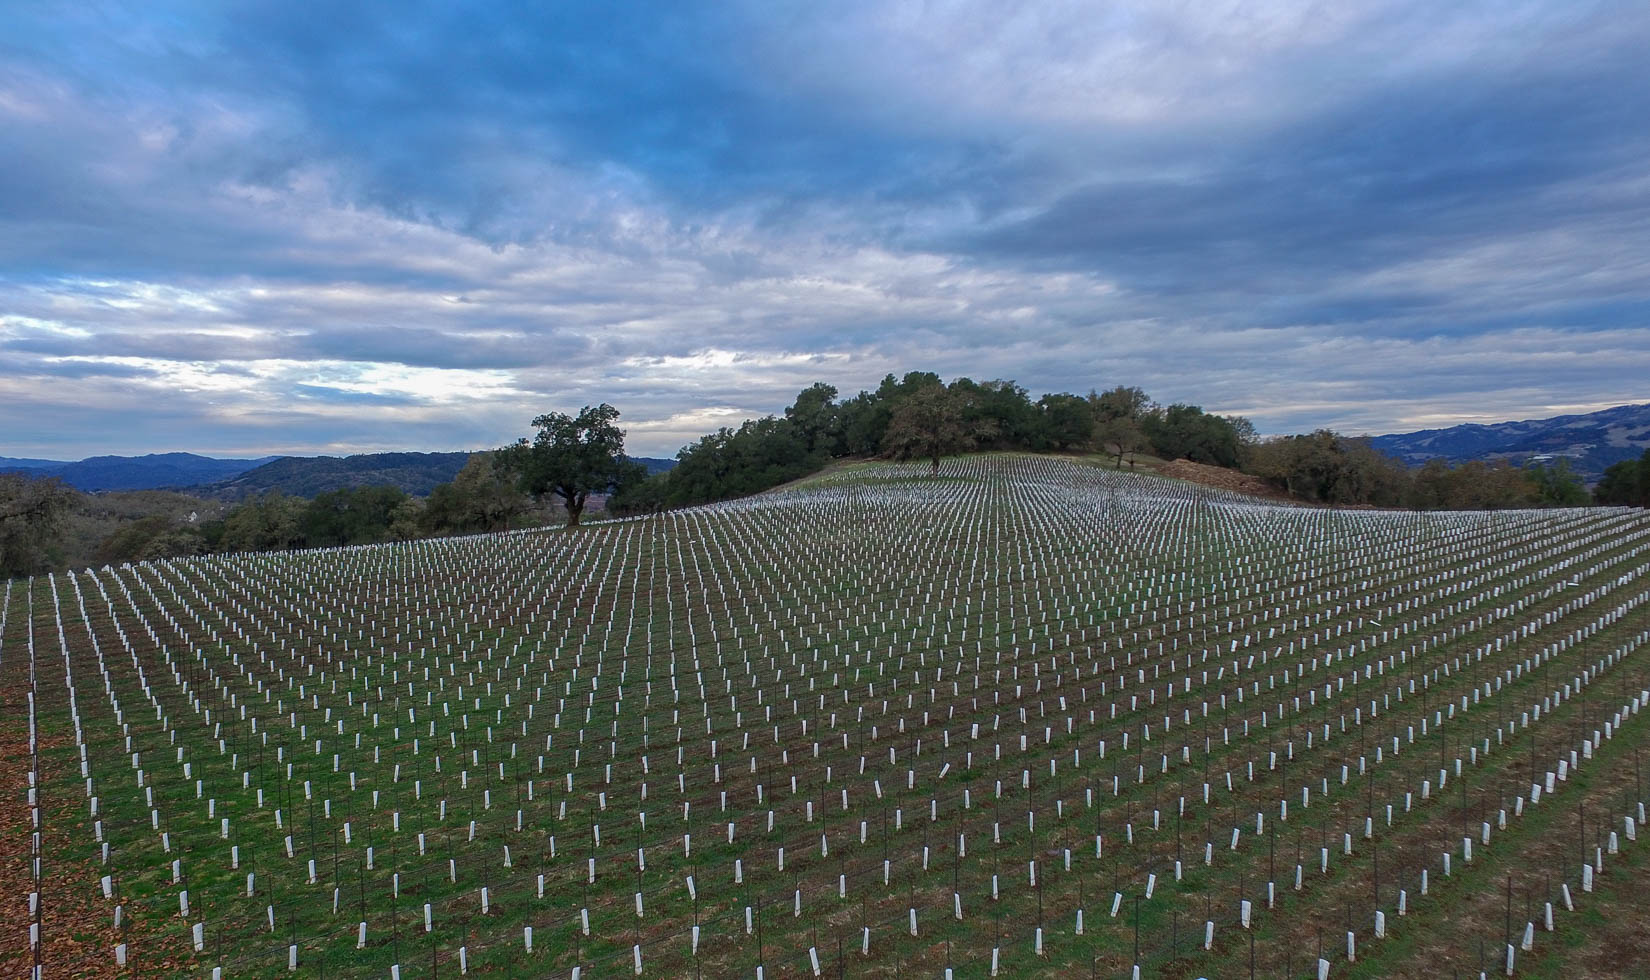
[608, 374, 1264, 510]
[1594, 448, 1650, 507]
[218, 491, 306, 553]
[14, 370, 1622, 575]
[881, 382, 992, 473]
[1095, 415, 1150, 469]
[0, 473, 78, 577]
[499, 404, 645, 526]
[1142, 403, 1248, 468]
[1247, 433, 1597, 509]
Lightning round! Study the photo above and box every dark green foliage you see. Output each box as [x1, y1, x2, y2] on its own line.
[837, 389, 892, 456]
[1527, 458, 1591, 507]
[839, 373, 940, 457]
[0, 473, 78, 576]
[882, 382, 992, 472]
[785, 382, 843, 455]
[218, 491, 307, 552]
[168, 455, 534, 557]
[421, 453, 528, 534]
[498, 404, 646, 526]
[216, 485, 431, 552]
[66, 489, 220, 568]
[1090, 385, 1152, 421]
[1248, 431, 1596, 509]
[202, 452, 472, 500]
[1141, 403, 1247, 468]
[299, 485, 410, 547]
[420, 481, 466, 534]
[1248, 431, 1408, 505]
[953, 378, 1041, 449]
[95, 514, 209, 563]
[1593, 448, 1650, 507]
[642, 415, 822, 508]
[1094, 415, 1150, 469]
[617, 374, 1262, 511]
[1034, 392, 1094, 451]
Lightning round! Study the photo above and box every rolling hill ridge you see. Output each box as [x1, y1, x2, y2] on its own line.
[1370, 402, 1650, 482]
[0, 452, 275, 491]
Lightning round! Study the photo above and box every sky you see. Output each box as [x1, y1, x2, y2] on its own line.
[3, 1, 1648, 460]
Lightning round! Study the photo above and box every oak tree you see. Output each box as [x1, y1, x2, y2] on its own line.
[502, 404, 644, 526]
[882, 383, 992, 474]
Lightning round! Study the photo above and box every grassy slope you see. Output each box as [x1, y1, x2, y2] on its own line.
[9, 454, 1649, 977]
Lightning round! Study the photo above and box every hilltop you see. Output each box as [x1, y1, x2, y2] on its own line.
[0, 452, 274, 491]
[194, 452, 676, 500]
[11, 453, 1648, 977]
[1, 450, 676, 499]
[1370, 402, 1650, 482]
[192, 451, 474, 499]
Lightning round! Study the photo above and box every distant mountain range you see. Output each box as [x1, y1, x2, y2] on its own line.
[0, 457, 67, 470]
[12, 403, 1647, 499]
[0, 452, 275, 491]
[1370, 403, 1650, 483]
[2, 450, 677, 498]
[197, 452, 474, 500]
[198, 452, 677, 500]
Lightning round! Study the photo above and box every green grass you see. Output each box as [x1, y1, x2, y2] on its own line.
[5, 453, 1649, 978]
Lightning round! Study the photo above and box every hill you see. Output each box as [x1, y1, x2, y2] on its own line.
[1369, 402, 1650, 482]
[0, 452, 274, 491]
[0, 456, 65, 470]
[631, 456, 676, 476]
[194, 452, 677, 499]
[12, 453, 1650, 977]
[195, 451, 473, 499]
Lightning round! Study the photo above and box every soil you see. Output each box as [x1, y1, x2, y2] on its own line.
[1147, 459, 1296, 502]
[0, 587, 197, 979]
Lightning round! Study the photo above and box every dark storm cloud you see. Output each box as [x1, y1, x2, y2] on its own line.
[974, 41, 1650, 330]
[297, 327, 561, 371]
[0, 355, 160, 381]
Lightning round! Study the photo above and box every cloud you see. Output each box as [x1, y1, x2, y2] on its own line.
[1, 0, 1648, 460]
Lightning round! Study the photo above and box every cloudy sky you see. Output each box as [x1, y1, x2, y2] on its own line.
[3, 1, 1648, 460]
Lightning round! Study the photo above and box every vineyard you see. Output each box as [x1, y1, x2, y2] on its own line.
[5, 453, 1650, 978]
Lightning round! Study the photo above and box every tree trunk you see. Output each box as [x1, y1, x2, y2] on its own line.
[560, 491, 585, 527]
[930, 452, 941, 475]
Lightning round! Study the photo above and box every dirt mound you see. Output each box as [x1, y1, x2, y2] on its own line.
[1150, 459, 1292, 501]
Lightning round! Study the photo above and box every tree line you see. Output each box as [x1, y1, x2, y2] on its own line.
[1245, 431, 1590, 509]
[0, 453, 543, 578]
[607, 374, 1251, 513]
[1594, 449, 1650, 507]
[2, 375, 1627, 576]
[199, 452, 539, 554]
[599, 373, 1585, 516]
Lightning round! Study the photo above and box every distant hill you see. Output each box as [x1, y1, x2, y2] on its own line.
[1369, 403, 1650, 483]
[0, 452, 275, 491]
[194, 452, 677, 499]
[196, 452, 473, 499]
[633, 457, 676, 477]
[0, 456, 65, 470]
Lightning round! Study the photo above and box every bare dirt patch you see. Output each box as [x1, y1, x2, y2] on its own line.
[1148, 459, 1295, 502]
